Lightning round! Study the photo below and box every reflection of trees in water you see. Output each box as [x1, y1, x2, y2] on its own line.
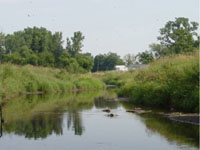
[139, 113, 199, 148]
[65, 98, 95, 136]
[67, 111, 84, 136]
[4, 113, 63, 139]
[94, 96, 119, 109]
[2, 91, 97, 138]
[2, 90, 119, 139]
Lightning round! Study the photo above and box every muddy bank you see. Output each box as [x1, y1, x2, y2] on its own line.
[168, 114, 200, 125]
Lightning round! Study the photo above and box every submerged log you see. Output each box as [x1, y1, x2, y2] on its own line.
[106, 113, 116, 117]
[126, 109, 151, 114]
[102, 109, 111, 113]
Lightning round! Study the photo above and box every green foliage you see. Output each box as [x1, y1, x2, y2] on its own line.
[3, 91, 103, 138]
[74, 77, 105, 89]
[0, 27, 93, 73]
[118, 52, 199, 112]
[149, 43, 169, 58]
[137, 50, 154, 64]
[92, 52, 125, 72]
[123, 54, 136, 66]
[136, 17, 199, 64]
[139, 113, 199, 147]
[0, 64, 105, 98]
[66, 31, 85, 57]
[0, 32, 5, 60]
[158, 17, 199, 54]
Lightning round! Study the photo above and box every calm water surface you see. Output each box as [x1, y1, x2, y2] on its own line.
[0, 91, 199, 150]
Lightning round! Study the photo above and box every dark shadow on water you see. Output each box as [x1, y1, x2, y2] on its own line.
[140, 113, 199, 148]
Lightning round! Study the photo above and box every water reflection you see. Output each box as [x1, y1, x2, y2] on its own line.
[66, 105, 84, 136]
[94, 96, 119, 109]
[2, 91, 103, 139]
[0, 91, 199, 149]
[140, 113, 199, 148]
[4, 113, 63, 139]
[0, 105, 3, 137]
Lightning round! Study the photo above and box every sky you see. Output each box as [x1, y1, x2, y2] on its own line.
[0, 0, 199, 57]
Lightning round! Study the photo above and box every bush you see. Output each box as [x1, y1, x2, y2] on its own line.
[118, 51, 199, 112]
[0, 64, 105, 99]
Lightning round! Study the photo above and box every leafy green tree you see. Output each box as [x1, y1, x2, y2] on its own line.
[0, 32, 5, 60]
[76, 54, 94, 72]
[149, 43, 169, 58]
[83, 52, 93, 59]
[66, 31, 85, 57]
[123, 54, 136, 66]
[5, 32, 26, 54]
[66, 58, 82, 73]
[104, 52, 125, 70]
[52, 32, 63, 62]
[92, 54, 106, 72]
[158, 17, 199, 54]
[29, 53, 39, 65]
[38, 52, 55, 67]
[137, 51, 154, 64]
[92, 52, 124, 72]
[58, 51, 71, 68]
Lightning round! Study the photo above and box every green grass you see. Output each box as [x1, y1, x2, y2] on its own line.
[99, 51, 199, 113]
[0, 64, 105, 99]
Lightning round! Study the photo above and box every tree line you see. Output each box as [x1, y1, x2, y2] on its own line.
[0, 17, 199, 72]
[136, 17, 199, 64]
[0, 28, 94, 73]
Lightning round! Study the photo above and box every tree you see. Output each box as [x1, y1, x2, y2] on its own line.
[104, 52, 125, 70]
[38, 52, 55, 67]
[92, 52, 124, 72]
[149, 43, 169, 59]
[76, 54, 94, 72]
[0, 32, 5, 60]
[158, 17, 199, 54]
[123, 54, 136, 66]
[52, 32, 64, 62]
[83, 52, 93, 59]
[66, 31, 85, 57]
[92, 54, 106, 72]
[137, 51, 154, 64]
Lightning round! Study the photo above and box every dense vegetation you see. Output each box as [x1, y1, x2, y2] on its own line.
[0, 17, 199, 113]
[136, 17, 199, 64]
[0, 64, 105, 99]
[92, 52, 125, 72]
[0, 27, 124, 73]
[0, 28, 94, 73]
[0, 17, 198, 72]
[100, 51, 199, 112]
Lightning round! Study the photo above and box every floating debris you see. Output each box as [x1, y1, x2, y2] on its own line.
[102, 109, 111, 113]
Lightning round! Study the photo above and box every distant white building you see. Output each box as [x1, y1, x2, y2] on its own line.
[115, 65, 128, 72]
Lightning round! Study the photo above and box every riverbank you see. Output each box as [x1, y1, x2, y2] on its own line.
[96, 51, 199, 113]
[168, 113, 200, 125]
[0, 64, 105, 100]
[0, 51, 199, 113]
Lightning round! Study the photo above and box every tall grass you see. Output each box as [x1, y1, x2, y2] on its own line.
[0, 64, 105, 99]
[106, 51, 199, 113]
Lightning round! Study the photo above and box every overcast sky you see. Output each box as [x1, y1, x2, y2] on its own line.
[0, 0, 199, 57]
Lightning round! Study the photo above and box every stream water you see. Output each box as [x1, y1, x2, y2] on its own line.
[0, 90, 199, 150]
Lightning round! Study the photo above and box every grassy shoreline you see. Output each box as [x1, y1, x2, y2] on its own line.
[97, 51, 199, 113]
[0, 64, 105, 100]
[0, 51, 199, 113]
